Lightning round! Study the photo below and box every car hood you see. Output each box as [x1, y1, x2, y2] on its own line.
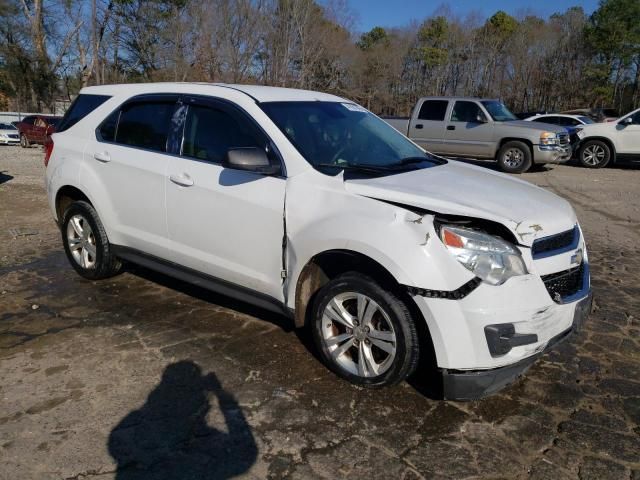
[343, 161, 577, 247]
[0, 129, 18, 135]
[501, 120, 567, 133]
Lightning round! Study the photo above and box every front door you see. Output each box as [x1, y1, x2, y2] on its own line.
[618, 111, 640, 154]
[165, 98, 286, 300]
[443, 101, 495, 158]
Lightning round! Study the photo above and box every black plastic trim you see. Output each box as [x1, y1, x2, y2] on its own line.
[441, 291, 592, 400]
[484, 323, 538, 357]
[111, 245, 292, 318]
[405, 277, 482, 300]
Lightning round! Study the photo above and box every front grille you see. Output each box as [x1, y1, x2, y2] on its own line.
[541, 263, 584, 302]
[531, 225, 579, 259]
[558, 132, 570, 147]
[8, 134, 18, 139]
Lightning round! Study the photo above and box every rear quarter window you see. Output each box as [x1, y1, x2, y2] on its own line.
[57, 94, 111, 132]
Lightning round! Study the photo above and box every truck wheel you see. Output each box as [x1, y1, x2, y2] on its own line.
[497, 141, 532, 173]
[311, 272, 419, 388]
[61, 200, 122, 280]
[20, 134, 30, 148]
[579, 140, 611, 168]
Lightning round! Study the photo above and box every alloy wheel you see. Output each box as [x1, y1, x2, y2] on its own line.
[66, 214, 97, 269]
[503, 148, 524, 168]
[582, 144, 606, 166]
[321, 292, 397, 378]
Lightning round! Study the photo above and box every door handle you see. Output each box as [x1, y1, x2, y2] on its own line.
[169, 173, 194, 187]
[93, 151, 111, 162]
[415, 124, 424, 129]
[447, 125, 456, 131]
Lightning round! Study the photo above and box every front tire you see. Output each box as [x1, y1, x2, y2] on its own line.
[497, 141, 532, 173]
[61, 200, 122, 280]
[579, 140, 611, 168]
[20, 134, 30, 148]
[311, 272, 419, 387]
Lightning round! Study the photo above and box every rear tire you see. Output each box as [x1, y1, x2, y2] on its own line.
[61, 200, 122, 280]
[310, 272, 419, 387]
[20, 134, 30, 148]
[579, 140, 611, 168]
[497, 141, 532, 173]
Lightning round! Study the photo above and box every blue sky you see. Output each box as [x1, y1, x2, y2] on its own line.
[337, 0, 601, 31]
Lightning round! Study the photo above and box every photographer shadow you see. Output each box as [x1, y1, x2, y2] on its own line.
[108, 361, 257, 479]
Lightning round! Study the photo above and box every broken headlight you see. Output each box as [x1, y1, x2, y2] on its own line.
[439, 225, 528, 285]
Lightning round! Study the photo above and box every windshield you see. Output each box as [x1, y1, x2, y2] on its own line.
[578, 116, 594, 124]
[0, 123, 17, 130]
[260, 101, 441, 173]
[48, 118, 61, 127]
[481, 101, 518, 122]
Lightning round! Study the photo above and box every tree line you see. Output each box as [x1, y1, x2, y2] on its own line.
[1, 0, 639, 116]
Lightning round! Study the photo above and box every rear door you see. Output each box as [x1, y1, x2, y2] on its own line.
[165, 96, 286, 300]
[83, 95, 179, 258]
[442, 100, 495, 157]
[33, 117, 48, 143]
[408, 99, 448, 152]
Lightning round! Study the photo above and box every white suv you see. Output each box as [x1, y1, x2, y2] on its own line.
[577, 107, 640, 168]
[45, 83, 592, 400]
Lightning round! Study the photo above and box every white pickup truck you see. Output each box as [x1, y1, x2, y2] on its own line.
[384, 97, 572, 173]
[46, 83, 591, 399]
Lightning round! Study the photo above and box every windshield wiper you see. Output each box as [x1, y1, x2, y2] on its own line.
[317, 162, 398, 173]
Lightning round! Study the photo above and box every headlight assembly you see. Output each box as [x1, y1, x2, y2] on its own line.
[540, 131, 559, 146]
[439, 225, 528, 285]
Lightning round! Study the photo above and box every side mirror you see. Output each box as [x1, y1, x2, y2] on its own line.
[476, 113, 488, 123]
[223, 147, 279, 175]
[619, 116, 633, 126]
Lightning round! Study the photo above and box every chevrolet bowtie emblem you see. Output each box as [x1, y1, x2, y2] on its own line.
[571, 249, 583, 266]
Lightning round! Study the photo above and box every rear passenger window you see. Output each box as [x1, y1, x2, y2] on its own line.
[57, 94, 111, 132]
[116, 101, 175, 152]
[182, 104, 264, 163]
[418, 100, 448, 121]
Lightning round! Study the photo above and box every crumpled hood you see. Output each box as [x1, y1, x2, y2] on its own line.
[344, 161, 577, 247]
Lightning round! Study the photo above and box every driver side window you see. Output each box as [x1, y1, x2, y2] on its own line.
[451, 101, 484, 123]
[181, 103, 269, 164]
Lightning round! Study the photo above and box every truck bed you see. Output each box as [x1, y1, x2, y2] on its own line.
[381, 116, 409, 135]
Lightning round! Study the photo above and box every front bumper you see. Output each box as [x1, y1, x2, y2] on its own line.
[0, 138, 19, 145]
[533, 145, 572, 164]
[440, 291, 592, 400]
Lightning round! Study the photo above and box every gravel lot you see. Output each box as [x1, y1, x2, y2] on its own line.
[1, 146, 639, 479]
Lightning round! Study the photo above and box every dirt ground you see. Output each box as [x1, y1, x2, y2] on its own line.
[0, 146, 639, 480]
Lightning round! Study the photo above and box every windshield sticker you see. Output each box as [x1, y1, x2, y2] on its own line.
[341, 103, 368, 113]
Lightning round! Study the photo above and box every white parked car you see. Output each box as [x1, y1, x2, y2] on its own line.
[575, 107, 640, 168]
[0, 123, 20, 145]
[45, 83, 592, 400]
[524, 113, 594, 127]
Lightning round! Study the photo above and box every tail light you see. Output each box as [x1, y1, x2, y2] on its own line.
[44, 138, 54, 167]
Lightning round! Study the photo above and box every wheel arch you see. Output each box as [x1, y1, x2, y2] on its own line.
[293, 249, 423, 329]
[580, 136, 617, 162]
[497, 137, 533, 158]
[55, 185, 93, 223]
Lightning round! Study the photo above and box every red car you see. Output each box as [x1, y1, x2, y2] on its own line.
[16, 115, 62, 148]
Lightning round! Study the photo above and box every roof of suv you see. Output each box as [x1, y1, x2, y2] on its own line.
[80, 83, 347, 103]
